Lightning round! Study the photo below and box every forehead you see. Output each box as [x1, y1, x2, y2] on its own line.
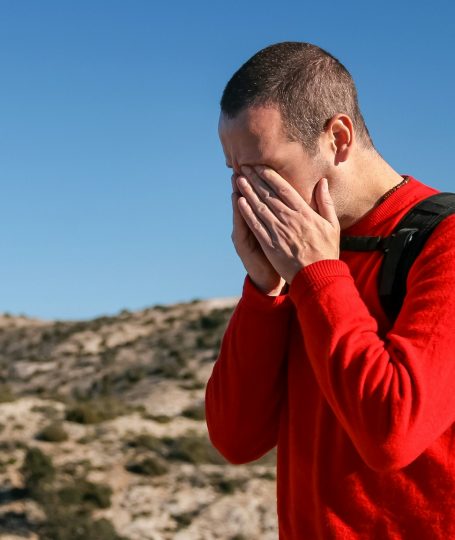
[218, 105, 288, 143]
[218, 105, 290, 165]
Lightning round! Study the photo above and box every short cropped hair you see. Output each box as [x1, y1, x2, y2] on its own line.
[220, 41, 374, 156]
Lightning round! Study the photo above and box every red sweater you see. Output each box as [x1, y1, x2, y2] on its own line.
[205, 175, 455, 539]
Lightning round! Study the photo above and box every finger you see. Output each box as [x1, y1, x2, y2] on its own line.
[231, 172, 240, 194]
[254, 165, 310, 214]
[240, 166, 290, 218]
[316, 178, 339, 229]
[237, 196, 273, 248]
[231, 173, 250, 240]
[236, 174, 278, 233]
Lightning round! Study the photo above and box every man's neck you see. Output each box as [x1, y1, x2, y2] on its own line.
[337, 149, 406, 231]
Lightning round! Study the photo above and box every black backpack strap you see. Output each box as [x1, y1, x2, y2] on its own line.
[340, 192, 455, 323]
[379, 192, 455, 322]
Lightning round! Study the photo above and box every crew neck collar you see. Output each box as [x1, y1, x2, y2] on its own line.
[340, 175, 417, 236]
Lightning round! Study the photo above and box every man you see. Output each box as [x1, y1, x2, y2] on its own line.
[205, 42, 455, 539]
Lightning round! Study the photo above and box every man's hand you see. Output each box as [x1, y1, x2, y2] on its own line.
[236, 165, 340, 285]
[230, 172, 287, 295]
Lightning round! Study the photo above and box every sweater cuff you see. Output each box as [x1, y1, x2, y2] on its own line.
[240, 273, 293, 311]
[289, 259, 353, 303]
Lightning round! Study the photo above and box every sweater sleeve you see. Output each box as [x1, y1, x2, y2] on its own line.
[288, 214, 455, 473]
[205, 273, 294, 464]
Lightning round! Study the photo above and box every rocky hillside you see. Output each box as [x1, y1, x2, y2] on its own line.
[0, 297, 279, 540]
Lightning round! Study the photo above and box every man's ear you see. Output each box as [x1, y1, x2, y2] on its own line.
[324, 114, 354, 166]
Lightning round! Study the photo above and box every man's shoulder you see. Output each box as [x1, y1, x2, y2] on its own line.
[392, 178, 455, 236]
[408, 210, 455, 283]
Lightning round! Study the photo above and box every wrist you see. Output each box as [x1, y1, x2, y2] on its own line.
[255, 280, 289, 296]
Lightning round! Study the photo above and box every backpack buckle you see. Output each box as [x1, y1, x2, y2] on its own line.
[380, 227, 419, 253]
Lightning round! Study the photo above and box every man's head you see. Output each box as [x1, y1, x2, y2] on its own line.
[218, 42, 376, 210]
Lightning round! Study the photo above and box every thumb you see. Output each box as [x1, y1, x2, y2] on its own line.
[316, 178, 339, 228]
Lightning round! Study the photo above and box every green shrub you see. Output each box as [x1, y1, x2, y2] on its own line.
[31, 405, 60, 418]
[181, 402, 205, 421]
[0, 383, 15, 403]
[144, 413, 172, 423]
[208, 473, 248, 494]
[188, 308, 232, 331]
[125, 455, 169, 477]
[200, 314, 222, 329]
[76, 433, 96, 444]
[195, 335, 208, 349]
[173, 508, 200, 529]
[36, 422, 69, 442]
[125, 433, 163, 452]
[21, 448, 122, 540]
[21, 447, 55, 494]
[151, 361, 182, 379]
[60, 459, 92, 477]
[164, 431, 227, 465]
[65, 397, 128, 424]
[0, 440, 26, 451]
[100, 348, 116, 366]
[152, 304, 171, 312]
[38, 508, 124, 540]
[125, 366, 147, 383]
[65, 403, 100, 424]
[57, 479, 112, 509]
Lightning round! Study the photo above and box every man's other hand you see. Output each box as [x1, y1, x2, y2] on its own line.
[230, 172, 287, 296]
[236, 165, 340, 285]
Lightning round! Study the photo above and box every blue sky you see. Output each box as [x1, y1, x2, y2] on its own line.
[0, 0, 454, 320]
